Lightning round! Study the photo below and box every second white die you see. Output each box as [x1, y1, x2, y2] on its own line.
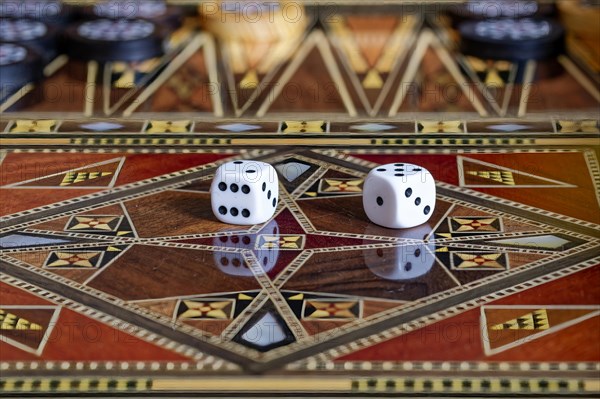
[211, 160, 279, 225]
[362, 163, 436, 229]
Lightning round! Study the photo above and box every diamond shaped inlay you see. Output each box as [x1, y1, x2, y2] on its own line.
[350, 123, 395, 132]
[488, 124, 529, 132]
[80, 122, 125, 132]
[217, 123, 261, 132]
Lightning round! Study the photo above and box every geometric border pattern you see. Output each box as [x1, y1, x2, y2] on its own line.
[1, 148, 599, 373]
[0, 147, 598, 399]
[286, 257, 600, 370]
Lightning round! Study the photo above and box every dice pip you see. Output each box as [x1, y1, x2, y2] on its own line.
[211, 160, 278, 225]
[362, 163, 436, 229]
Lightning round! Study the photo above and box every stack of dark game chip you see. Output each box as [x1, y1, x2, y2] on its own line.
[62, 18, 166, 63]
[0, 18, 59, 63]
[0, 0, 69, 99]
[64, 0, 184, 63]
[447, 0, 556, 27]
[0, 0, 73, 25]
[459, 16, 565, 62]
[0, 0, 185, 68]
[0, 42, 42, 96]
[450, 0, 566, 63]
[0, 0, 189, 106]
[79, 0, 183, 32]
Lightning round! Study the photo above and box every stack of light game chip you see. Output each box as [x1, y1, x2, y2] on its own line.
[198, 0, 308, 43]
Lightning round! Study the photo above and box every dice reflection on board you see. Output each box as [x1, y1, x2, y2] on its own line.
[363, 163, 436, 229]
[364, 242, 436, 281]
[212, 220, 280, 276]
[213, 250, 253, 277]
[212, 234, 255, 277]
[211, 160, 278, 225]
[363, 220, 434, 241]
[253, 245, 278, 274]
[253, 218, 280, 274]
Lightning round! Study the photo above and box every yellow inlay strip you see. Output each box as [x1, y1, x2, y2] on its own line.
[0, 377, 595, 394]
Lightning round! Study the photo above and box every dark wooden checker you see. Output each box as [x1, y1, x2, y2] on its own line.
[0, 1, 599, 397]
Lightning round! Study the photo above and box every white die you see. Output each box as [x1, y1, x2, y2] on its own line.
[364, 242, 436, 281]
[211, 160, 279, 225]
[362, 163, 436, 229]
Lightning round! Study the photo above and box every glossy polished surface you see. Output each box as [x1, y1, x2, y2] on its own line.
[1, 148, 599, 396]
[0, 1, 599, 396]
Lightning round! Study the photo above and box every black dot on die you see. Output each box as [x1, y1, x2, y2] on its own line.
[263, 257, 268, 266]
[246, 169, 256, 174]
[395, 168, 404, 172]
[376, 168, 386, 172]
[230, 207, 239, 216]
[231, 236, 239, 244]
[218, 182, 227, 191]
[262, 182, 266, 191]
[219, 236, 228, 243]
[405, 188, 412, 197]
[232, 258, 241, 267]
[272, 198, 277, 207]
[424, 205, 431, 215]
[220, 257, 229, 266]
[413, 168, 422, 171]
[267, 190, 271, 199]
[230, 183, 239, 193]
[376, 196, 384, 206]
[414, 248, 421, 257]
[234, 161, 243, 164]
[242, 236, 251, 245]
[376, 248, 384, 257]
[218, 206, 227, 215]
[242, 185, 250, 194]
[394, 163, 404, 166]
[242, 209, 250, 218]
[395, 173, 404, 177]
[405, 262, 412, 272]
[415, 197, 421, 205]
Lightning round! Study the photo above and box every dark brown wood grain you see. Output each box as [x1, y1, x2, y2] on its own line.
[124, 191, 243, 238]
[86, 244, 260, 301]
[283, 249, 457, 300]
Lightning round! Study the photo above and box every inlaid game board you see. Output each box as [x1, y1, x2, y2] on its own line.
[1, 0, 599, 396]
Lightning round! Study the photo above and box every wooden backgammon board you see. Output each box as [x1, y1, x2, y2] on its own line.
[0, 0, 599, 396]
